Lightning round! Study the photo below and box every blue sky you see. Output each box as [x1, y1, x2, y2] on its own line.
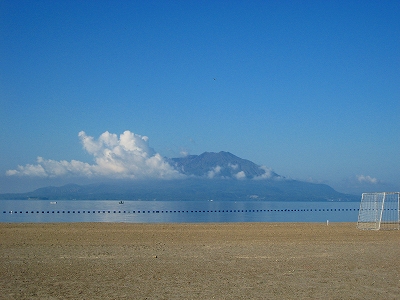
[1, 1, 399, 194]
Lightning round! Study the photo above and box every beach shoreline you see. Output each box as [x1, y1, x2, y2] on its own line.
[1, 222, 399, 299]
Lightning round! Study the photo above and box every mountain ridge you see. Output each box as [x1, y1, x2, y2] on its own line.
[0, 151, 359, 201]
[169, 151, 279, 179]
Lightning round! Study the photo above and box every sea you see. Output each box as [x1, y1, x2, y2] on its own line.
[0, 200, 360, 223]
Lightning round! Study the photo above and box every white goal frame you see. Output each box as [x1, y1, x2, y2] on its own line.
[357, 192, 400, 230]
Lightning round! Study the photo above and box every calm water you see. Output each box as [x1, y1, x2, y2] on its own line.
[0, 200, 360, 223]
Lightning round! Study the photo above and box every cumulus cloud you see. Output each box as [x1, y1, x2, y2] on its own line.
[228, 163, 238, 170]
[6, 130, 183, 180]
[253, 166, 274, 180]
[207, 165, 222, 179]
[234, 171, 246, 180]
[357, 175, 378, 184]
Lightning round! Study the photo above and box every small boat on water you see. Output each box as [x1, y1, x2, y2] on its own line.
[50, 201, 57, 204]
[119, 201, 124, 204]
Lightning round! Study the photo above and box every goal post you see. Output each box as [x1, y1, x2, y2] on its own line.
[357, 192, 399, 230]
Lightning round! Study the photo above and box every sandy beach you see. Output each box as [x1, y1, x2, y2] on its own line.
[0, 222, 399, 299]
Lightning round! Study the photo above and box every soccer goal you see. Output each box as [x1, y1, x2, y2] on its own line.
[357, 192, 400, 230]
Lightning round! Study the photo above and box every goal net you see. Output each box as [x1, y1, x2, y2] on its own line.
[357, 192, 400, 230]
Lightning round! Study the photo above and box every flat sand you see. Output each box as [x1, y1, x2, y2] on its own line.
[0, 222, 399, 299]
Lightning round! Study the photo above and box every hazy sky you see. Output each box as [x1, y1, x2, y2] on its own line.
[1, 1, 399, 194]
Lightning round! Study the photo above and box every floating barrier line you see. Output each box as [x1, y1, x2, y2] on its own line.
[2, 208, 361, 215]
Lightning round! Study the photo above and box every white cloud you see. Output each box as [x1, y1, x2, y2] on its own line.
[234, 171, 246, 180]
[228, 163, 238, 170]
[357, 175, 378, 184]
[6, 130, 183, 180]
[6, 161, 48, 177]
[253, 166, 274, 180]
[207, 165, 222, 178]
